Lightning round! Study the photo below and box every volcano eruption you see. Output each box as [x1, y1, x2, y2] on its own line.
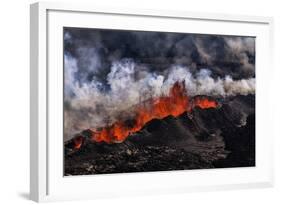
[63, 27, 255, 176]
[87, 82, 218, 143]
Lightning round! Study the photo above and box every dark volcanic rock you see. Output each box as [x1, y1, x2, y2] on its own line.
[214, 114, 255, 167]
[64, 94, 255, 176]
[64, 144, 213, 175]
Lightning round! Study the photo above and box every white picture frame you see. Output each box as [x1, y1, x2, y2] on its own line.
[30, 1, 274, 202]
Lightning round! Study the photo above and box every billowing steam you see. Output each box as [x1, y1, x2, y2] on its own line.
[63, 28, 255, 140]
[64, 28, 255, 81]
[64, 56, 255, 140]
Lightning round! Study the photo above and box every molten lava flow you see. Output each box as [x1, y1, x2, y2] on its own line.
[92, 81, 218, 143]
[193, 97, 218, 109]
[73, 135, 84, 150]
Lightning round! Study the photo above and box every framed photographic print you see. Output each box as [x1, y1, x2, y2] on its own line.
[30, 2, 274, 202]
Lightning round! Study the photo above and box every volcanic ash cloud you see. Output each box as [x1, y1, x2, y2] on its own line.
[64, 57, 255, 140]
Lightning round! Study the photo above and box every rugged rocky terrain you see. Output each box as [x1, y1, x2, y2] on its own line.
[64, 94, 255, 176]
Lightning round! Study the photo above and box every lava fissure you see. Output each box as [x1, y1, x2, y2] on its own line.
[73, 81, 219, 146]
[94, 82, 218, 143]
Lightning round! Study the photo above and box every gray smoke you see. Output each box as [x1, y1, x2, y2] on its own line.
[64, 28, 255, 81]
[64, 56, 255, 140]
[63, 28, 255, 140]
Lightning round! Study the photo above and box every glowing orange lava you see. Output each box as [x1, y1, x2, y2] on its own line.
[73, 135, 84, 149]
[91, 82, 218, 143]
[193, 97, 218, 109]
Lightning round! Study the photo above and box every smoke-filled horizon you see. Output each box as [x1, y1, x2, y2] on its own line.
[64, 28, 255, 141]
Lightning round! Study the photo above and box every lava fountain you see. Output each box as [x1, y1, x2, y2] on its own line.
[89, 81, 218, 143]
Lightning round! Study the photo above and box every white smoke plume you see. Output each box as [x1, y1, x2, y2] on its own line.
[64, 56, 255, 140]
